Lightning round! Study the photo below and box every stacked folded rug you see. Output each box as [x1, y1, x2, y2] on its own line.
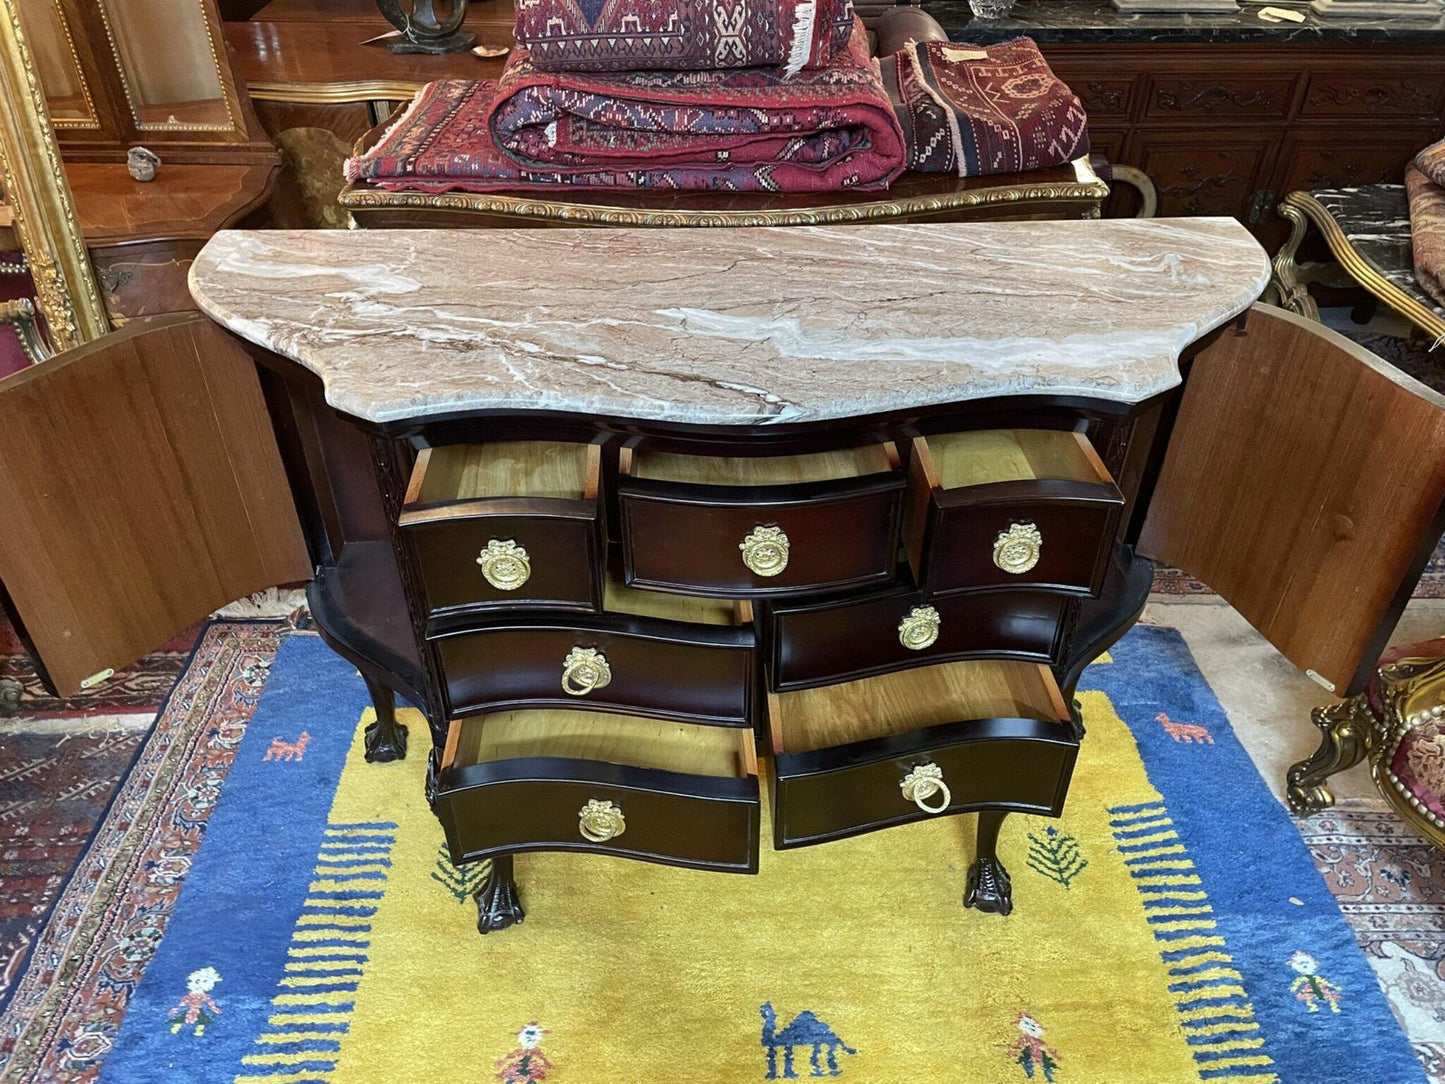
[1408, 137, 1445, 308]
[345, 1, 1089, 194]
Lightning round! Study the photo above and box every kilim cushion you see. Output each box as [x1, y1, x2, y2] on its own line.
[515, 0, 856, 74]
[879, 37, 1089, 176]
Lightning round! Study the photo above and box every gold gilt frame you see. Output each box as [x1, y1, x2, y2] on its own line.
[0, 0, 107, 351]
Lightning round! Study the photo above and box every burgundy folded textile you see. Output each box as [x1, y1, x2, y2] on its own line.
[1407, 162, 1445, 310]
[516, 0, 855, 73]
[879, 37, 1089, 176]
[345, 20, 905, 194]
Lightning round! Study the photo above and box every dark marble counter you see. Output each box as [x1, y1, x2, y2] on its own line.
[927, 0, 1445, 44]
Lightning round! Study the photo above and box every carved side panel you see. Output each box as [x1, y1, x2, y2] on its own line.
[1133, 134, 1277, 221]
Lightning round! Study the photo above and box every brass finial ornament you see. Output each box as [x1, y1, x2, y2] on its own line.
[993, 522, 1043, 574]
[578, 798, 626, 842]
[898, 605, 942, 651]
[561, 647, 612, 696]
[740, 525, 790, 577]
[477, 538, 531, 590]
[900, 762, 952, 814]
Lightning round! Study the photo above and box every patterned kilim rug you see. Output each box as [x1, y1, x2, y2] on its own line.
[1, 627, 1428, 1084]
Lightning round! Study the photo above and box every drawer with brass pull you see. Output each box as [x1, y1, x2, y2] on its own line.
[433, 707, 760, 871]
[765, 660, 1077, 848]
[400, 440, 603, 619]
[762, 584, 1068, 691]
[903, 429, 1123, 598]
[617, 443, 904, 598]
[434, 577, 756, 724]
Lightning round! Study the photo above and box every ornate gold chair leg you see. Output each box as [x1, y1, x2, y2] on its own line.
[1270, 201, 1321, 322]
[1286, 694, 1371, 815]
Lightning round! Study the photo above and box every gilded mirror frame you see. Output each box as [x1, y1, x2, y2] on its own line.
[0, 0, 108, 351]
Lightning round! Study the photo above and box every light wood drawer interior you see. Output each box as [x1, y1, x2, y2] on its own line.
[405, 440, 599, 511]
[446, 708, 756, 779]
[602, 575, 746, 626]
[919, 429, 1113, 490]
[625, 444, 896, 487]
[769, 659, 1070, 755]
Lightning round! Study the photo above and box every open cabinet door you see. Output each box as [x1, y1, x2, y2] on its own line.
[0, 314, 311, 697]
[1139, 303, 1445, 696]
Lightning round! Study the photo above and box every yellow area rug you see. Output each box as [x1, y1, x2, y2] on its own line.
[81, 630, 1425, 1084]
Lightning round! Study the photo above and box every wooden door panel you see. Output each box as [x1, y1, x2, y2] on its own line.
[1139, 304, 1445, 695]
[1131, 132, 1277, 223]
[0, 314, 310, 695]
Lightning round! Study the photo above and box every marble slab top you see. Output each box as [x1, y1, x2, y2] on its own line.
[189, 219, 1270, 427]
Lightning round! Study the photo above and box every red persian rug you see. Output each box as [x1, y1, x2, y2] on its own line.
[0, 621, 289, 1079]
[346, 19, 904, 194]
[516, 0, 855, 74]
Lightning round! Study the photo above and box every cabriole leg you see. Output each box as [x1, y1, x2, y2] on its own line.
[474, 854, 525, 935]
[362, 671, 408, 763]
[1287, 695, 1371, 816]
[965, 810, 1014, 916]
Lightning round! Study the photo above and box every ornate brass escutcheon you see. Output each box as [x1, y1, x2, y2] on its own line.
[561, 647, 612, 697]
[578, 798, 626, 842]
[897, 605, 941, 651]
[900, 762, 952, 814]
[992, 522, 1043, 575]
[739, 524, 790, 577]
[477, 538, 531, 590]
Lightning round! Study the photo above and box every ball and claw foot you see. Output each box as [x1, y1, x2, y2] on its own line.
[361, 673, 408, 763]
[1286, 695, 1370, 817]
[474, 856, 525, 935]
[964, 857, 1014, 916]
[364, 716, 408, 763]
[0, 678, 21, 717]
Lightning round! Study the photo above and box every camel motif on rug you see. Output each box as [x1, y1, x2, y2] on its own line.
[760, 1002, 856, 1078]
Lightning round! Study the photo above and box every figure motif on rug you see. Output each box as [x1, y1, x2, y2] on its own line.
[495, 1022, 553, 1083]
[1157, 712, 1214, 745]
[760, 1002, 856, 1078]
[1288, 951, 1344, 1014]
[1011, 1013, 1061, 1081]
[166, 966, 222, 1036]
[264, 730, 312, 761]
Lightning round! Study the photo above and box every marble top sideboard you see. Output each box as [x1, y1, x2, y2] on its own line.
[188, 219, 1269, 427]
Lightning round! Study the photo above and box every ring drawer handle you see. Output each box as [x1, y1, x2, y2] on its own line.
[993, 522, 1043, 575]
[740, 525, 790, 577]
[579, 798, 626, 842]
[561, 647, 612, 697]
[898, 605, 941, 651]
[477, 538, 531, 590]
[901, 763, 952, 814]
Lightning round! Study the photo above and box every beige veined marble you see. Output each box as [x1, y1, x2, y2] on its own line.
[188, 219, 1270, 426]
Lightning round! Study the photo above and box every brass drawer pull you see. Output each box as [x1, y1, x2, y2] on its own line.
[579, 798, 626, 842]
[561, 647, 612, 697]
[740, 525, 790, 577]
[897, 605, 941, 651]
[477, 538, 531, 590]
[901, 763, 952, 814]
[993, 522, 1042, 575]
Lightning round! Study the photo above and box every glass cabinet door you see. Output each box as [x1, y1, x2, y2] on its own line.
[95, 0, 240, 132]
[13, 0, 98, 128]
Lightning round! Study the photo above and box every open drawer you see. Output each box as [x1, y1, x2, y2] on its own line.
[433, 708, 759, 872]
[766, 660, 1077, 848]
[433, 576, 757, 725]
[400, 441, 603, 618]
[617, 443, 904, 598]
[903, 429, 1123, 597]
[762, 583, 1067, 691]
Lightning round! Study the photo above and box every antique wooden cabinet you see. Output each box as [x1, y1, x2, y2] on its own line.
[3, 220, 1443, 934]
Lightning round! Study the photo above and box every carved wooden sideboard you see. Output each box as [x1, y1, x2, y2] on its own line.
[3, 220, 1444, 935]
